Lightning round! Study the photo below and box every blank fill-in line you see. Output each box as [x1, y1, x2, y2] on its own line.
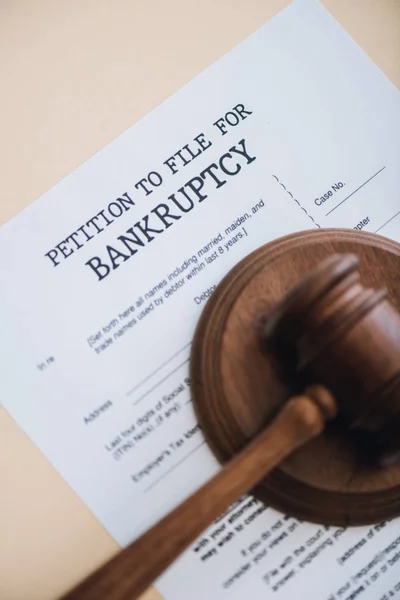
[132, 358, 190, 405]
[144, 440, 206, 492]
[374, 209, 400, 234]
[126, 342, 191, 397]
[325, 167, 386, 216]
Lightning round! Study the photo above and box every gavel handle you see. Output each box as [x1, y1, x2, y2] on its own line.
[61, 385, 336, 600]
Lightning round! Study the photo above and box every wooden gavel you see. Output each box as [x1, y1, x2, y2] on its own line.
[62, 230, 400, 600]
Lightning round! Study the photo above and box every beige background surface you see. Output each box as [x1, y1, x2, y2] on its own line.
[1, 1, 399, 599]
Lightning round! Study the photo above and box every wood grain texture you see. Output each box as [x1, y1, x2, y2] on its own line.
[1, 4, 399, 600]
[61, 387, 335, 600]
[61, 228, 400, 600]
[191, 229, 400, 526]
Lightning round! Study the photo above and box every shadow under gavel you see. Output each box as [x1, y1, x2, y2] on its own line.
[62, 252, 400, 600]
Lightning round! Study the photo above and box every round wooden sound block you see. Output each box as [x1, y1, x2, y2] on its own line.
[190, 229, 400, 527]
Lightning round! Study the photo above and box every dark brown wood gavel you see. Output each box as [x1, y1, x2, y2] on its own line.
[62, 230, 400, 600]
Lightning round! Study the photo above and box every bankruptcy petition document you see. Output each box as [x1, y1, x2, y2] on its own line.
[1, 0, 400, 598]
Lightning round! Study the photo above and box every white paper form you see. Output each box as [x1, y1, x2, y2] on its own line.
[1, 0, 400, 598]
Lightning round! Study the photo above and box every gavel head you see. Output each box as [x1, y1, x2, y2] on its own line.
[191, 229, 400, 525]
[263, 253, 400, 467]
